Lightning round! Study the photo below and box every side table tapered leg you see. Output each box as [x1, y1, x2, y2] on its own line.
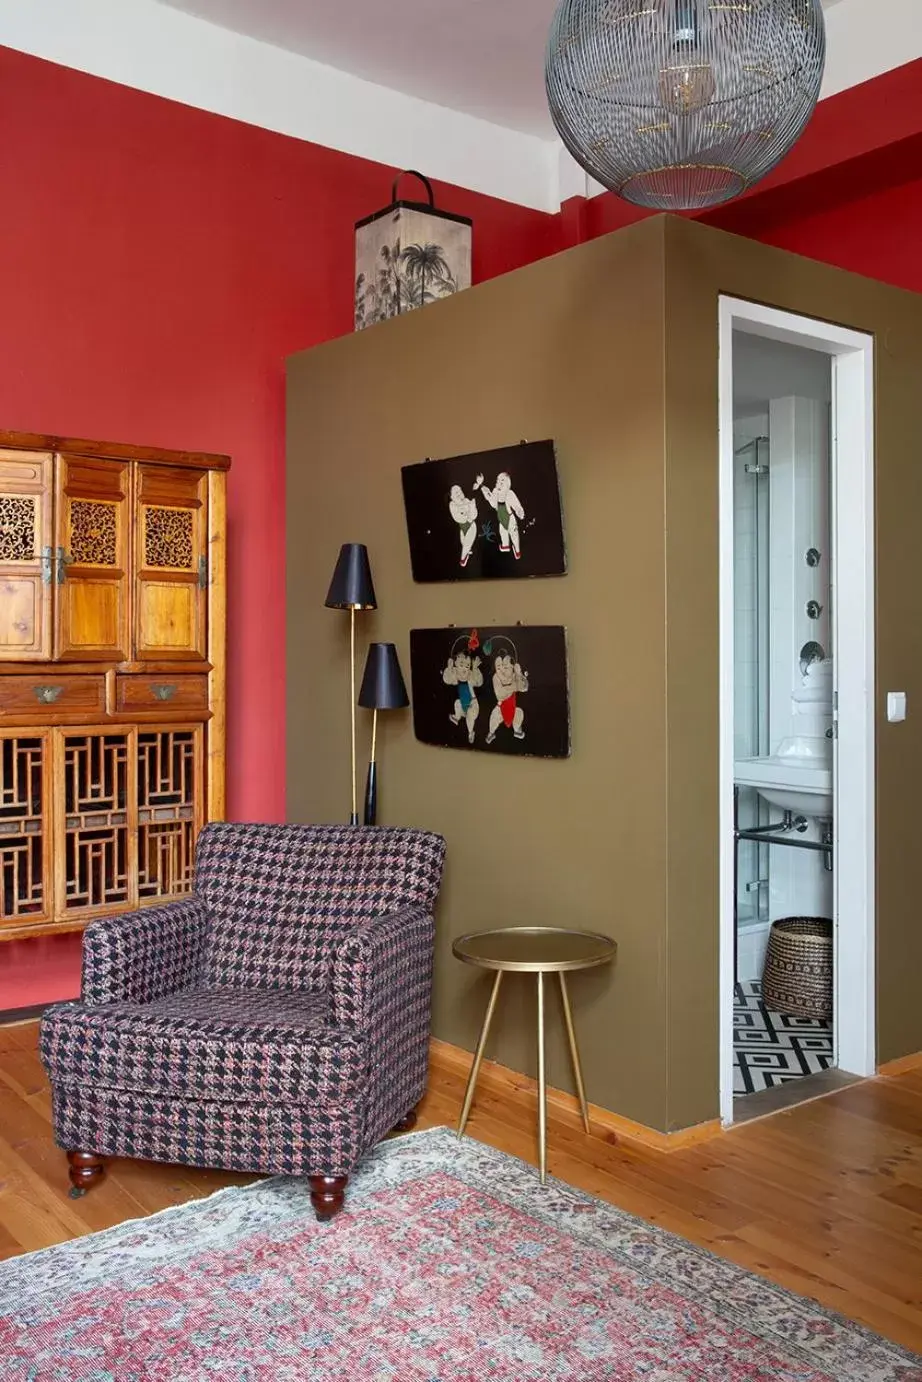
[558, 972, 591, 1134]
[458, 970, 504, 1138]
[537, 970, 547, 1184]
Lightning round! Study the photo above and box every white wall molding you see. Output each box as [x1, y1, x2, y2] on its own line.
[0, 0, 560, 212]
[820, 0, 922, 101]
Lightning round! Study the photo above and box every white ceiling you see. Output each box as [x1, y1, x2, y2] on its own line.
[158, 0, 563, 136]
[157, 0, 849, 139]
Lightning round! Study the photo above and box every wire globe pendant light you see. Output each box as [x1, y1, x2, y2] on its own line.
[546, 0, 826, 211]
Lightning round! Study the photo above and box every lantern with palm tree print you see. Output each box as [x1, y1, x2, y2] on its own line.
[354, 171, 472, 331]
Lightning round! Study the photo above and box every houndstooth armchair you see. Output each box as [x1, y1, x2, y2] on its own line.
[40, 823, 446, 1220]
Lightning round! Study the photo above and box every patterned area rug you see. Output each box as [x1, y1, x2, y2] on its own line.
[734, 979, 834, 1094]
[1, 1128, 919, 1381]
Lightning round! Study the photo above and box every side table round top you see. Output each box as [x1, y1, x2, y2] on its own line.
[452, 926, 616, 974]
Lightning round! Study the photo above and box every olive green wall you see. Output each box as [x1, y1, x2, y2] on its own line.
[286, 215, 922, 1134]
[287, 219, 672, 1131]
[660, 217, 922, 1126]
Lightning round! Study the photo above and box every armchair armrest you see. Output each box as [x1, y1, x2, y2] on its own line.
[331, 906, 435, 1142]
[82, 897, 209, 1007]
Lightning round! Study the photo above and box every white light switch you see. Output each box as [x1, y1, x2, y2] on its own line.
[887, 691, 907, 722]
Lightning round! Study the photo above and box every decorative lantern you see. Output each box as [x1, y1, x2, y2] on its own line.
[545, 0, 826, 211]
[354, 171, 472, 331]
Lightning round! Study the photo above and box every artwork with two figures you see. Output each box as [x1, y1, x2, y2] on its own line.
[410, 625, 570, 759]
[401, 440, 566, 583]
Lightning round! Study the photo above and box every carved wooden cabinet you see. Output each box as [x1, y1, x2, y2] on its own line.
[0, 432, 228, 940]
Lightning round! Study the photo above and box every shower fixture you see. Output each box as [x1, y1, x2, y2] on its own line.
[799, 641, 825, 676]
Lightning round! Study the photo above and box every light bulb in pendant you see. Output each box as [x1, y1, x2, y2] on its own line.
[659, 60, 716, 114]
[660, 0, 715, 115]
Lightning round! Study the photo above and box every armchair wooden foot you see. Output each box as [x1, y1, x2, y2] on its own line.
[67, 1150, 106, 1198]
[308, 1174, 349, 1222]
[391, 1109, 418, 1133]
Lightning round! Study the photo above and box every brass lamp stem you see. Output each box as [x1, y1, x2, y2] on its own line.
[370, 707, 378, 766]
[350, 607, 357, 825]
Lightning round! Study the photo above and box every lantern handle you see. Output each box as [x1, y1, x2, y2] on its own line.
[391, 170, 436, 207]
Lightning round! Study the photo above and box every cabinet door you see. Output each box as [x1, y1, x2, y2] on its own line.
[0, 730, 53, 935]
[54, 456, 130, 661]
[0, 450, 54, 661]
[135, 466, 207, 660]
[56, 726, 136, 918]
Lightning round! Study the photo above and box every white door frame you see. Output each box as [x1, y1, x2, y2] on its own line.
[718, 296, 876, 1124]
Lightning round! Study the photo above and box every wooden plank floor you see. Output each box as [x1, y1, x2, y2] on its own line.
[2, 1019, 921, 1354]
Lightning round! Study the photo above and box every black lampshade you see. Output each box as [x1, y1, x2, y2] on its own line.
[325, 544, 377, 610]
[359, 642, 409, 710]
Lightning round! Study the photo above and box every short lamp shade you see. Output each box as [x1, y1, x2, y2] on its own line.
[359, 643, 409, 710]
[325, 544, 377, 611]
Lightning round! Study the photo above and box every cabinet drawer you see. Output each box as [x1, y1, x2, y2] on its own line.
[116, 674, 209, 716]
[0, 674, 106, 720]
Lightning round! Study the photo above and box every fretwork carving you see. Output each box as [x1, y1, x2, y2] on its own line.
[70, 499, 117, 566]
[138, 729, 196, 898]
[0, 736, 45, 920]
[0, 496, 36, 563]
[144, 507, 194, 570]
[63, 732, 130, 911]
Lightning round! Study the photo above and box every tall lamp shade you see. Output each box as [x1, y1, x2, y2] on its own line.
[324, 543, 377, 611]
[325, 544, 377, 825]
[358, 642, 409, 826]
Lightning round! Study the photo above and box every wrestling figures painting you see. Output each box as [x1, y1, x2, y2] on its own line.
[410, 626, 569, 759]
[402, 440, 565, 583]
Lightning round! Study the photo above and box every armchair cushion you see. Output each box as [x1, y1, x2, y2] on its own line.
[198, 824, 445, 992]
[81, 898, 208, 1007]
[41, 987, 363, 1104]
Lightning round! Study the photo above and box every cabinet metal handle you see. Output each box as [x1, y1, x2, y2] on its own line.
[55, 547, 73, 584]
[34, 685, 63, 704]
[40, 546, 53, 585]
[151, 683, 177, 701]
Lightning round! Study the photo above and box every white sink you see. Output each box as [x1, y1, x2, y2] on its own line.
[734, 753, 833, 818]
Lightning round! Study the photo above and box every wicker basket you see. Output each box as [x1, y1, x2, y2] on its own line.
[761, 916, 833, 1021]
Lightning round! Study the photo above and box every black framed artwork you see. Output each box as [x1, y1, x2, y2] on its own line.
[401, 440, 566, 582]
[410, 625, 570, 759]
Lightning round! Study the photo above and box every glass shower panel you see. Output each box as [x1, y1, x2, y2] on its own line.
[734, 436, 770, 925]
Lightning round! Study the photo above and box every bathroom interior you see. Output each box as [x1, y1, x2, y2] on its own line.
[732, 329, 838, 1112]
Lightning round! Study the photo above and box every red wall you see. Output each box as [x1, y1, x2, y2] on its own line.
[0, 45, 559, 1010]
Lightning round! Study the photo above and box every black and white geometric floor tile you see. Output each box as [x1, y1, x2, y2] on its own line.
[734, 980, 834, 1095]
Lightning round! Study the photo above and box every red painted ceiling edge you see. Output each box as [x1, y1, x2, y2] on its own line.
[573, 57, 922, 244]
[747, 56, 922, 198]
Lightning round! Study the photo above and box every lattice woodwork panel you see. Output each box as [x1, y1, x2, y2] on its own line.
[0, 496, 36, 562]
[138, 729, 197, 898]
[62, 733, 130, 912]
[144, 507, 194, 570]
[69, 499, 117, 566]
[0, 736, 45, 921]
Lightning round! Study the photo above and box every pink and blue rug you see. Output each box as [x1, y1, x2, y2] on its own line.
[1, 1127, 919, 1380]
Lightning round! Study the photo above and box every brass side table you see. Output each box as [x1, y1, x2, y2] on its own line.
[452, 926, 616, 1184]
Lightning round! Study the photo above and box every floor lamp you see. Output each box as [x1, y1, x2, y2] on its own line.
[325, 544, 377, 825]
[358, 642, 410, 825]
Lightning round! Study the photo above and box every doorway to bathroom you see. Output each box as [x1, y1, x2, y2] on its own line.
[718, 298, 875, 1125]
